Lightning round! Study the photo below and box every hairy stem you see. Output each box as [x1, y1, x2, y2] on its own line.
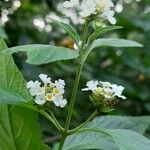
[58, 21, 89, 150]
[58, 63, 83, 150]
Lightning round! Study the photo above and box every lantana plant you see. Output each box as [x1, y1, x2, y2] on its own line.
[1, 0, 150, 150]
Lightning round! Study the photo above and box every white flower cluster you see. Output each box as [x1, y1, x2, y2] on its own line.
[63, 0, 116, 24]
[82, 80, 126, 100]
[27, 74, 67, 108]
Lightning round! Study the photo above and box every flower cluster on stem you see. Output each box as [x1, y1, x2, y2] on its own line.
[27, 74, 67, 108]
[82, 81, 126, 112]
[63, 0, 116, 24]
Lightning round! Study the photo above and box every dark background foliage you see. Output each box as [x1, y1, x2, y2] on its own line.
[0, 0, 150, 145]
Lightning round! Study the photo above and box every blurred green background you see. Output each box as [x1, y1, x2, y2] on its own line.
[0, 0, 150, 145]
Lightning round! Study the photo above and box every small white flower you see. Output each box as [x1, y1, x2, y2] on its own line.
[27, 74, 67, 108]
[35, 94, 46, 105]
[39, 74, 51, 84]
[100, 81, 111, 88]
[52, 87, 65, 95]
[80, 0, 116, 24]
[63, 0, 80, 8]
[55, 79, 65, 89]
[82, 80, 99, 92]
[82, 80, 126, 100]
[53, 95, 67, 108]
[27, 80, 43, 96]
[111, 84, 126, 99]
[26, 80, 34, 88]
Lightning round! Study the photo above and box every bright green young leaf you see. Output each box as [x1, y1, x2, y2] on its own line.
[3, 44, 79, 65]
[0, 26, 7, 39]
[53, 20, 80, 44]
[88, 26, 122, 45]
[92, 38, 143, 49]
[0, 87, 27, 104]
[0, 38, 49, 150]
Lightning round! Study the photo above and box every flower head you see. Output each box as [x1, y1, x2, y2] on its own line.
[63, 0, 117, 24]
[82, 80, 126, 112]
[27, 74, 67, 108]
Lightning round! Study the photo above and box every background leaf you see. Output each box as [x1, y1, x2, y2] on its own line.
[0, 26, 7, 39]
[0, 38, 49, 150]
[3, 44, 79, 65]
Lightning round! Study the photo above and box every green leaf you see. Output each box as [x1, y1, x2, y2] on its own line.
[0, 38, 49, 150]
[0, 87, 27, 104]
[64, 128, 150, 150]
[92, 38, 143, 49]
[86, 116, 150, 134]
[3, 44, 79, 65]
[63, 129, 118, 150]
[53, 20, 80, 44]
[105, 129, 150, 150]
[88, 26, 122, 45]
[63, 116, 150, 150]
[0, 26, 7, 39]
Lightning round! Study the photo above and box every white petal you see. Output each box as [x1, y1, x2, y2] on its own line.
[26, 81, 34, 88]
[53, 99, 60, 107]
[108, 16, 116, 24]
[111, 84, 126, 99]
[35, 94, 46, 105]
[81, 88, 90, 91]
[100, 81, 111, 88]
[39, 74, 51, 84]
[60, 99, 67, 108]
[63, 0, 79, 8]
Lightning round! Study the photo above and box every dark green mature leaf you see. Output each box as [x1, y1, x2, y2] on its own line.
[3, 44, 79, 65]
[53, 20, 80, 44]
[0, 39, 49, 150]
[0, 27, 7, 39]
[0, 87, 27, 104]
[105, 129, 150, 150]
[63, 116, 150, 150]
[64, 128, 150, 150]
[86, 116, 150, 134]
[63, 130, 118, 150]
[88, 26, 122, 45]
[92, 38, 143, 49]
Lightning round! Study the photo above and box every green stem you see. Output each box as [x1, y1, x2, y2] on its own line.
[69, 110, 98, 134]
[19, 104, 63, 132]
[39, 110, 63, 132]
[58, 21, 90, 150]
[49, 111, 64, 131]
[58, 63, 83, 150]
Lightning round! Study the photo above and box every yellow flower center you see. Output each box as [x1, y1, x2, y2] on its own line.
[46, 94, 53, 101]
[53, 88, 59, 95]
